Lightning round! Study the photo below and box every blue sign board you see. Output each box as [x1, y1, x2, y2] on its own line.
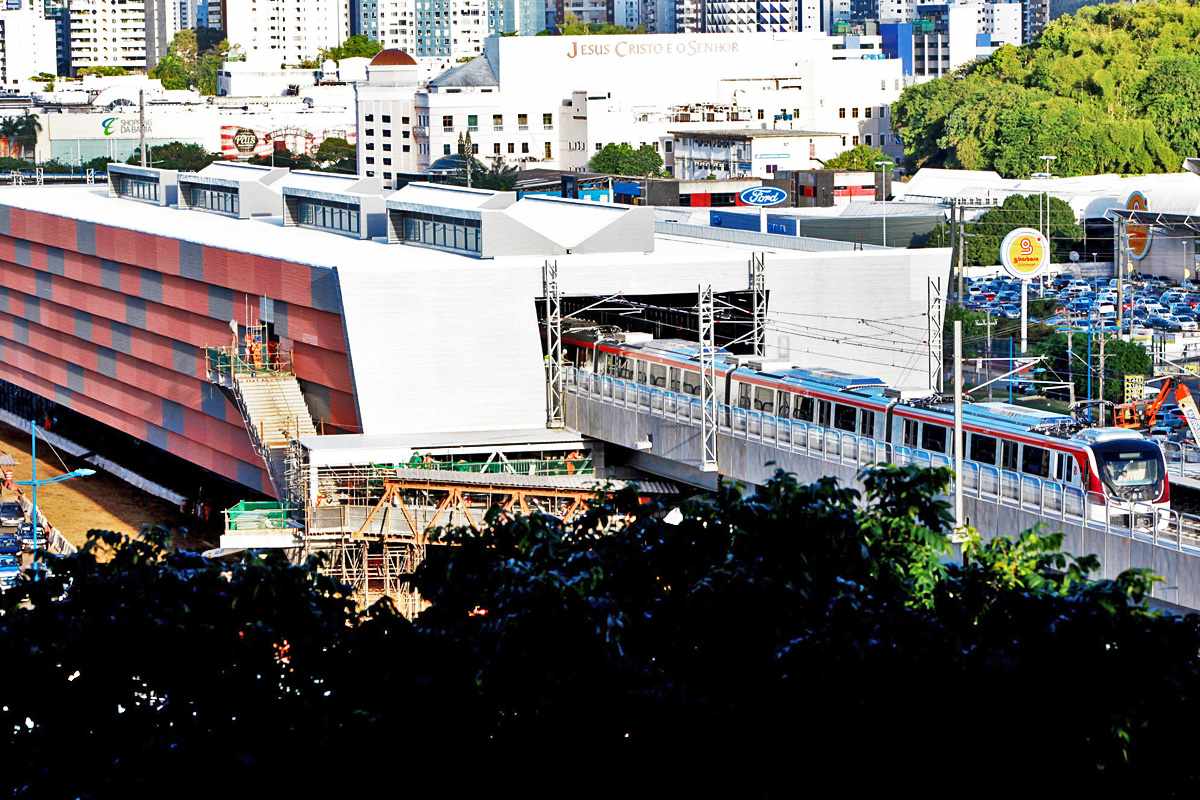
[738, 186, 787, 207]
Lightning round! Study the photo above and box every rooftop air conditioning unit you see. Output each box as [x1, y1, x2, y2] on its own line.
[620, 332, 654, 345]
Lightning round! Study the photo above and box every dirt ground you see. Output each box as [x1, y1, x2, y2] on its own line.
[0, 424, 218, 551]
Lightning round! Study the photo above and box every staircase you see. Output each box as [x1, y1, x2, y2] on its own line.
[205, 341, 317, 501]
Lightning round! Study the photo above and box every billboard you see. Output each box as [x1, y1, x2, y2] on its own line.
[219, 125, 356, 161]
[1125, 190, 1151, 260]
[999, 227, 1049, 280]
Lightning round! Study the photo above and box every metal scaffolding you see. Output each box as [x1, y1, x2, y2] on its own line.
[928, 276, 944, 393]
[543, 259, 564, 429]
[698, 284, 718, 472]
[749, 251, 766, 357]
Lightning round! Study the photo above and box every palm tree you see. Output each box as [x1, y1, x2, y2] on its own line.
[0, 118, 21, 159]
[16, 114, 41, 161]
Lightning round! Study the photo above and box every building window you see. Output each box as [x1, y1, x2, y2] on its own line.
[493, 142, 501, 154]
[841, 136, 847, 146]
[397, 210, 482, 256]
[366, 142, 375, 150]
[442, 114, 453, 131]
[543, 112, 553, 129]
[865, 135, 872, 145]
[402, 130, 409, 139]
[384, 172, 392, 179]
[543, 142, 551, 159]
[366, 157, 375, 164]
[443, 144, 451, 155]
[665, 140, 673, 153]
[852, 107, 859, 118]
[366, 128, 375, 136]
[595, 142, 602, 152]
[112, 174, 159, 203]
[838, 108, 846, 119]
[493, 113, 503, 130]
[402, 116, 410, 124]
[852, 135, 859, 145]
[296, 198, 361, 237]
[383, 143, 391, 151]
[365, 114, 374, 122]
[383, 157, 392, 165]
[757, 109, 764, 119]
[383, 129, 391, 137]
[507, 142, 514, 153]
[188, 186, 240, 216]
[522, 143, 530, 154]
[366, 170, 375, 177]
[382, 115, 391, 123]
[403, 145, 410, 152]
[467, 114, 478, 131]
[471, 143, 479, 154]
[865, 107, 872, 119]
[517, 113, 528, 130]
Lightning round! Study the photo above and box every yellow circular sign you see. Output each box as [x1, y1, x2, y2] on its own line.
[999, 227, 1049, 279]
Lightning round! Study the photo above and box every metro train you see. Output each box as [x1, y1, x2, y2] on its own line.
[563, 327, 1168, 525]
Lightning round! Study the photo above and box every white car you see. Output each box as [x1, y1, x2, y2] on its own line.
[1171, 314, 1198, 331]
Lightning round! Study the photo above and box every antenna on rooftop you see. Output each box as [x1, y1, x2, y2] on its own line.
[138, 89, 147, 167]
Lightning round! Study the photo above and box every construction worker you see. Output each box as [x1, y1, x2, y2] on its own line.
[266, 338, 279, 370]
[565, 449, 582, 475]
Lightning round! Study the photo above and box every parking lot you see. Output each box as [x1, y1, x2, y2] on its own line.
[964, 272, 1200, 335]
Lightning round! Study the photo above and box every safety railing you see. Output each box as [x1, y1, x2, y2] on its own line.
[205, 345, 294, 384]
[224, 500, 296, 533]
[565, 367, 1200, 554]
[395, 457, 594, 477]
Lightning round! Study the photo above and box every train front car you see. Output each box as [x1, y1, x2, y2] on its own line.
[1075, 428, 1169, 528]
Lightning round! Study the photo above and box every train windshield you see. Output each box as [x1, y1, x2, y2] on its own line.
[1092, 440, 1164, 501]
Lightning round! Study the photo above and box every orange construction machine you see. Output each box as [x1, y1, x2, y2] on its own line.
[1114, 377, 1200, 438]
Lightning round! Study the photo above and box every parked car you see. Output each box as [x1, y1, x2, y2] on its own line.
[0, 502, 24, 527]
[0, 554, 19, 591]
[1172, 314, 1199, 331]
[0, 534, 17, 555]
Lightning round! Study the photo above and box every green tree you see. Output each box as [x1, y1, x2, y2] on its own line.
[151, 53, 192, 90]
[475, 157, 518, 191]
[588, 142, 663, 176]
[320, 35, 383, 62]
[76, 66, 129, 77]
[1036, 331, 1152, 404]
[922, 193, 1081, 265]
[892, 0, 1200, 176]
[126, 141, 217, 171]
[822, 143, 889, 171]
[312, 136, 355, 170]
[4, 469, 1200, 793]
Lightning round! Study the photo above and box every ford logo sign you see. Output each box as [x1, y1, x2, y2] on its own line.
[739, 186, 787, 207]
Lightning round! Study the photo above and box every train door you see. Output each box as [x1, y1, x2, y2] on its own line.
[859, 409, 877, 439]
[1053, 450, 1077, 485]
[737, 381, 751, 409]
[817, 399, 831, 428]
[777, 390, 792, 419]
[902, 418, 919, 448]
[796, 395, 814, 422]
[1000, 440, 1018, 472]
[636, 359, 648, 385]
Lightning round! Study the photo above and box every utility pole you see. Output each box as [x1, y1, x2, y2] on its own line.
[975, 309, 995, 400]
[749, 252, 766, 357]
[1066, 313, 1076, 407]
[953, 320, 964, 531]
[1098, 329, 1106, 424]
[138, 89, 147, 167]
[956, 205, 965, 303]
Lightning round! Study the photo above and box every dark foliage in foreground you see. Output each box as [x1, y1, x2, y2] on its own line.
[2, 465, 1199, 797]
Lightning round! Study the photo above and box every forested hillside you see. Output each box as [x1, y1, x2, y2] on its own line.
[893, 1, 1200, 177]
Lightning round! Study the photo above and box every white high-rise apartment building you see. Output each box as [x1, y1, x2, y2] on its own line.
[359, 0, 498, 62]
[674, 0, 701, 31]
[0, 2, 56, 85]
[145, 0, 182, 68]
[704, 0, 851, 34]
[225, 0, 350, 67]
[70, 0, 148, 71]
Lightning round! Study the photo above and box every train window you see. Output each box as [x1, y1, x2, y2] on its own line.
[620, 358, 634, 380]
[970, 434, 998, 465]
[1021, 445, 1051, 478]
[669, 367, 681, 392]
[921, 424, 947, 453]
[833, 404, 856, 432]
[738, 382, 751, 409]
[797, 395, 814, 421]
[817, 400, 832, 427]
[755, 386, 774, 414]
[650, 364, 666, 387]
[903, 418, 919, 447]
[683, 371, 699, 395]
[860, 410, 875, 437]
[1001, 441, 1018, 471]
[636, 360, 648, 385]
[777, 391, 791, 418]
[1055, 453, 1075, 483]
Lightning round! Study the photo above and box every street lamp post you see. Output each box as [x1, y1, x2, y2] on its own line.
[17, 420, 94, 579]
[1038, 154, 1057, 241]
[875, 160, 894, 246]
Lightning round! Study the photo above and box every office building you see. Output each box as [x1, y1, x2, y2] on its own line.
[0, 2, 57, 86]
[225, 0, 350, 67]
